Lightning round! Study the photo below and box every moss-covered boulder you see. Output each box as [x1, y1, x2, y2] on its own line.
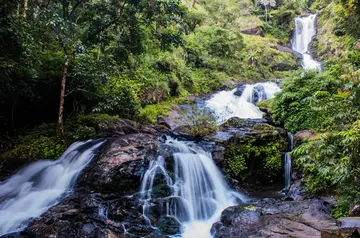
[210, 118, 288, 191]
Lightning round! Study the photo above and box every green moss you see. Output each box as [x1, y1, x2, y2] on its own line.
[224, 136, 287, 188]
[313, 2, 355, 60]
[138, 97, 193, 123]
[241, 34, 298, 80]
[256, 98, 275, 113]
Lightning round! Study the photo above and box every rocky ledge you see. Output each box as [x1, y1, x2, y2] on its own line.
[211, 198, 338, 238]
[13, 133, 163, 238]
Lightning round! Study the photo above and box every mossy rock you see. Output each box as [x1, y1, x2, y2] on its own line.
[151, 184, 173, 199]
[256, 98, 275, 114]
[156, 216, 183, 235]
[222, 121, 288, 190]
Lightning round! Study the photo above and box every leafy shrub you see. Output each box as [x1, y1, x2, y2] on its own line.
[225, 137, 286, 187]
[181, 107, 219, 139]
[1, 135, 66, 162]
[94, 78, 141, 119]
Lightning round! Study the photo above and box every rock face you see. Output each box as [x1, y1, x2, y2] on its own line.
[240, 26, 265, 37]
[20, 133, 161, 238]
[277, 44, 303, 60]
[294, 130, 317, 146]
[322, 217, 360, 238]
[209, 117, 288, 191]
[212, 198, 338, 238]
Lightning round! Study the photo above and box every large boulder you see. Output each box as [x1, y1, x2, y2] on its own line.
[321, 217, 360, 238]
[209, 118, 289, 191]
[294, 130, 317, 146]
[212, 199, 337, 238]
[22, 133, 161, 238]
[241, 26, 264, 37]
[277, 45, 303, 60]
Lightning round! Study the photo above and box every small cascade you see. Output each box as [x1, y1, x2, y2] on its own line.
[284, 152, 292, 190]
[283, 132, 293, 190]
[292, 14, 322, 71]
[139, 137, 247, 238]
[0, 139, 105, 236]
[205, 82, 281, 122]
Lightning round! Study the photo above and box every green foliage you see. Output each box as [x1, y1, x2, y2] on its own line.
[256, 98, 275, 113]
[0, 124, 66, 163]
[273, 47, 360, 215]
[94, 79, 141, 119]
[272, 70, 342, 133]
[186, 26, 244, 60]
[225, 135, 286, 188]
[181, 107, 219, 139]
[138, 98, 192, 123]
[74, 113, 119, 140]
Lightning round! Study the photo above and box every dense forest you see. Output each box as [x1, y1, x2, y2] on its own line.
[1, 0, 360, 236]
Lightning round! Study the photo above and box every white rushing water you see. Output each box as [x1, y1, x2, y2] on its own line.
[140, 137, 247, 238]
[0, 139, 104, 236]
[283, 133, 293, 190]
[205, 82, 281, 122]
[292, 14, 322, 71]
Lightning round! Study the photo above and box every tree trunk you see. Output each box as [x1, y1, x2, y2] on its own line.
[58, 58, 69, 139]
[265, 6, 268, 22]
[192, 0, 196, 7]
[23, 0, 28, 17]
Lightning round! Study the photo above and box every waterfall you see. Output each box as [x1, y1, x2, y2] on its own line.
[283, 132, 293, 190]
[284, 152, 292, 190]
[292, 14, 322, 71]
[0, 139, 105, 236]
[205, 82, 281, 122]
[139, 137, 247, 238]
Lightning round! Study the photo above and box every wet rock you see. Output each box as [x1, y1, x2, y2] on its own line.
[212, 199, 337, 238]
[322, 217, 360, 238]
[156, 216, 183, 235]
[277, 44, 303, 60]
[21, 133, 160, 238]
[233, 84, 246, 97]
[350, 203, 360, 217]
[156, 116, 172, 129]
[151, 184, 173, 199]
[78, 133, 158, 195]
[209, 118, 288, 191]
[273, 60, 298, 71]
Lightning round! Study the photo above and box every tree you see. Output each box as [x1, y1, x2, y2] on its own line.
[260, 0, 276, 22]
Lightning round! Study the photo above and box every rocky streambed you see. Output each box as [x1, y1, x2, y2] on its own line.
[2, 83, 360, 238]
[0, 113, 358, 238]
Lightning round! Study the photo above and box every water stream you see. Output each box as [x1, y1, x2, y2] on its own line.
[292, 14, 322, 71]
[0, 139, 105, 236]
[139, 137, 247, 238]
[205, 82, 281, 122]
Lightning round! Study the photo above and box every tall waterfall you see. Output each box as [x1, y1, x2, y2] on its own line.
[0, 139, 105, 236]
[205, 82, 281, 122]
[139, 137, 246, 238]
[292, 14, 322, 71]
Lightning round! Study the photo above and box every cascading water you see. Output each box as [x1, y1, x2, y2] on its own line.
[0, 139, 105, 236]
[205, 82, 281, 122]
[139, 137, 247, 238]
[292, 14, 322, 71]
[283, 132, 293, 190]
